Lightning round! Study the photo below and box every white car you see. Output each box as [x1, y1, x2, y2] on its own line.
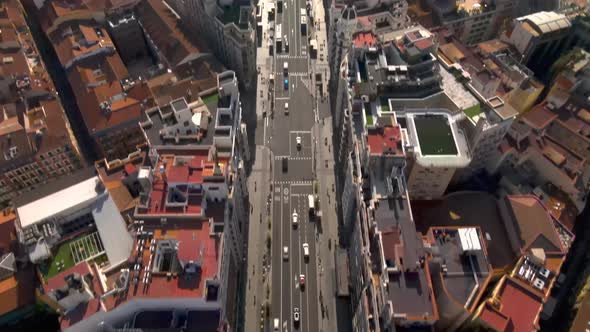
[296, 136, 302, 149]
[285, 102, 289, 114]
[293, 307, 300, 325]
[302, 243, 309, 260]
[292, 210, 298, 227]
[283, 246, 289, 260]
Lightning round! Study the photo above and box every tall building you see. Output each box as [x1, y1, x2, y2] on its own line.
[424, 0, 515, 45]
[15, 72, 249, 331]
[0, 0, 83, 205]
[503, 11, 572, 77]
[33, 0, 155, 161]
[159, 0, 256, 88]
[328, 4, 410, 92]
[401, 111, 471, 199]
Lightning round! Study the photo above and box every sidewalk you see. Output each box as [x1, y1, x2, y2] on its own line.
[244, 146, 273, 332]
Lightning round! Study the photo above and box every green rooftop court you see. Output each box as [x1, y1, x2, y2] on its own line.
[40, 232, 106, 279]
[414, 115, 458, 155]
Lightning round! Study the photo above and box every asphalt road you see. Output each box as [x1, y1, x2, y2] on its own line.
[270, 0, 321, 331]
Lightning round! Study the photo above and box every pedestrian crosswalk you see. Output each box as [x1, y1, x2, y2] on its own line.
[276, 55, 307, 59]
[272, 180, 313, 185]
[274, 156, 312, 161]
[289, 72, 310, 77]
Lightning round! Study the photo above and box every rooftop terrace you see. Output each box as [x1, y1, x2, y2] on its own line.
[102, 218, 220, 310]
[429, 227, 491, 309]
[373, 198, 437, 319]
[413, 115, 458, 156]
[411, 192, 516, 269]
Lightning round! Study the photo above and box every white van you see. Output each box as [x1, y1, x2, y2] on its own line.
[274, 318, 280, 331]
[303, 243, 309, 260]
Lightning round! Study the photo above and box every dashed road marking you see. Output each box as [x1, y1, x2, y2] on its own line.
[274, 156, 312, 161]
[272, 180, 313, 185]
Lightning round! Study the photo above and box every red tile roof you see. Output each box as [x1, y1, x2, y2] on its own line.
[415, 38, 434, 50]
[367, 125, 404, 156]
[44, 262, 106, 330]
[353, 32, 376, 48]
[479, 302, 510, 332]
[495, 277, 543, 332]
[504, 195, 565, 253]
[103, 220, 220, 309]
[523, 103, 558, 130]
[0, 210, 16, 253]
[137, 151, 227, 216]
[67, 54, 153, 133]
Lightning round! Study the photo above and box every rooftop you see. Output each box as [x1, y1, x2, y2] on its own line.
[136, 0, 212, 68]
[480, 277, 544, 332]
[502, 195, 566, 254]
[373, 198, 437, 320]
[141, 97, 217, 147]
[136, 150, 227, 217]
[67, 54, 153, 134]
[353, 31, 377, 48]
[17, 177, 105, 228]
[101, 218, 221, 311]
[367, 124, 404, 156]
[412, 114, 458, 156]
[67, 299, 222, 332]
[518, 11, 571, 35]
[411, 192, 516, 269]
[45, 262, 105, 329]
[0, 0, 79, 167]
[428, 227, 491, 309]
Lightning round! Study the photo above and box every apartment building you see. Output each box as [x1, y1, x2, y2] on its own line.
[0, 0, 83, 205]
[0, 208, 37, 326]
[424, 0, 515, 45]
[31, 0, 155, 161]
[503, 11, 572, 77]
[473, 194, 573, 331]
[4, 70, 248, 331]
[491, 51, 590, 211]
[328, 4, 411, 91]
[157, 0, 256, 88]
[399, 111, 471, 199]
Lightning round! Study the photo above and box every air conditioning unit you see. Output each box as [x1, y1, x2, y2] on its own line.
[533, 278, 545, 291]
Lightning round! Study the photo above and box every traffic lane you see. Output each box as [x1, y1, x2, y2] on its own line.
[276, 159, 313, 183]
[290, 192, 303, 331]
[299, 193, 314, 332]
[305, 218, 319, 332]
[282, 181, 293, 331]
[271, 182, 284, 325]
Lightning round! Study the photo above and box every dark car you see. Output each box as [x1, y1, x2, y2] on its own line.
[282, 157, 288, 172]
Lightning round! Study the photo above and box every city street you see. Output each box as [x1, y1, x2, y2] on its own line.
[269, 0, 321, 328]
[245, 0, 342, 329]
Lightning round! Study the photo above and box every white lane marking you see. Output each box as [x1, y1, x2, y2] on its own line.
[279, 183, 284, 326]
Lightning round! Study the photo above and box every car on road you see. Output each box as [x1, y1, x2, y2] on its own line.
[283, 61, 288, 75]
[302, 243, 309, 260]
[284, 78, 289, 90]
[299, 274, 305, 288]
[293, 307, 300, 326]
[282, 157, 288, 172]
[296, 136, 301, 149]
[285, 102, 289, 114]
[283, 246, 289, 260]
[292, 210, 298, 227]
[285, 36, 289, 51]
[274, 318, 280, 331]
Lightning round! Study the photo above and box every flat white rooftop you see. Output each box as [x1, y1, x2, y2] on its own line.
[17, 177, 102, 228]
